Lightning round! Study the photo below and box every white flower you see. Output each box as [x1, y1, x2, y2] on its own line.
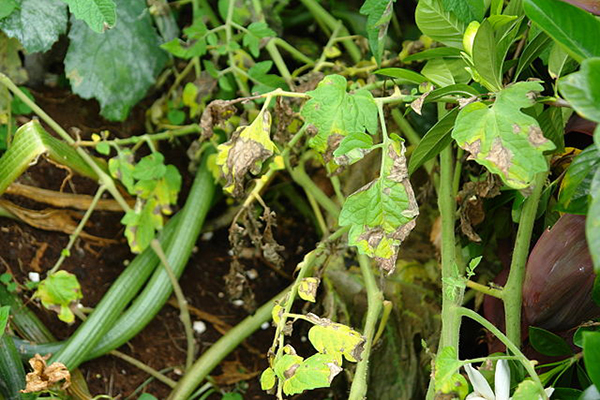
[464, 360, 554, 400]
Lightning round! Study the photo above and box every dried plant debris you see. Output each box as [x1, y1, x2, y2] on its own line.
[22, 354, 71, 393]
[200, 99, 237, 140]
[457, 175, 502, 242]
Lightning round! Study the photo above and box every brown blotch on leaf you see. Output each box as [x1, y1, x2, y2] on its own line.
[200, 99, 237, 140]
[485, 138, 512, 177]
[463, 139, 482, 159]
[457, 175, 502, 242]
[22, 354, 71, 393]
[528, 125, 549, 147]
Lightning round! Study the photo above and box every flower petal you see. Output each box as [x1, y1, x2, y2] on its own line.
[495, 360, 511, 400]
[465, 364, 495, 400]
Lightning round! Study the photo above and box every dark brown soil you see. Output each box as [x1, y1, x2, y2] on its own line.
[0, 88, 331, 399]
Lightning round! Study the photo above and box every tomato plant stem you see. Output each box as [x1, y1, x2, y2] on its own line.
[503, 171, 546, 346]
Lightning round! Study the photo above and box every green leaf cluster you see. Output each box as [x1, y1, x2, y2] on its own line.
[109, 151, 182, 253]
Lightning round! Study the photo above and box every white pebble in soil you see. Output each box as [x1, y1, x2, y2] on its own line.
[28, 272, 40, 282]
[193, 320, 207, 334]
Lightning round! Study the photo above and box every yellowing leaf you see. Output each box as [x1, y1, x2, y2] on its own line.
[280, 353, 341, 396]
[306, 313, 366, 364]
[260, 367, 276, 391]
[301, 75, 378, 158]
[452, 81, 555, 189]
[298, 278, 320, 303]
[339, 136, 419, 273]
[216, 110, 276, 197]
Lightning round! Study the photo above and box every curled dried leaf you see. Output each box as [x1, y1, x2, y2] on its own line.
[22, 354, 71, 393]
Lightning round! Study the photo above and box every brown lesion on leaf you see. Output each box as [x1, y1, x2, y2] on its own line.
[463, 139, 482, 159]
[200, 99, 237, 140]
[457, 175, 502, 242]
[485, 137, 512, 177]
[512, 124, 521, 133]
[527, 125, 549, 147]
[323, 133, 344, 164]
[22, 354, 71, 393]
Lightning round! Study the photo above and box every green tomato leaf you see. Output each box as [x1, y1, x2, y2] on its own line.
[0, 305, 9, 337]
[0, 0, 18, 21]
[301, 74, 378, 158]
[529, 326, 573, 356]
[281, 353, 342, 396]
[216, 110, 276, 197]
[339, 136, 419, 273]
[434, 346, 461, 391]
[452, 81, 555, 189]
[0, 0, 67, 53]
[161, 38, 206, 59]
[442, 0, 485, 24]
[64, 0, 168, 121]
[260, 367, 276, 391]
[273, 353, 303, 380]
[133, 153, 167, 181]
[559, 57, 600, 123]
[248, 61, 288, 94]
[586, 168, 600, 273]
[408, 108, 459, 175]
[298, 277, 320, 303]
[556, 146, 600, 214]
[359, 0, 396, 65]
[524, 0, 600, 63]
[61, 0, 116, 33]
[584, 331, 600, 390]
[306, 315, 366, 364]
[512, 380, 543, 400]
[108, 149, 135, 193]
[333, 131, 374, 166]
[34, 271, 82, 323]
[415, 0, 465, 49]
[122, 197, 162, 253]
[242, 22, 275, 58]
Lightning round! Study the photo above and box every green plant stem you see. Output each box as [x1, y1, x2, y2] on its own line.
[265, 40, 293, 87]
[225, 0, 249, 96]
[167, 287, 289, 400]
[299, 0, 361, 63]
[151, 239, 195, 372]
[110, 349, 177, 388]
[459, 307, 548, 399]
[373, 300, 392, 344]
[465, 280, 503, 299]
[452, 148, 464, 197]
[305, 189, 328, 236]
[77, 125, 201, 147]
[0, 73, 130, 212]
[503, 171, 546, 346]
[271, 38, 315, 66]
[348, 255, 384, 400]
[48, 185, 106, 275]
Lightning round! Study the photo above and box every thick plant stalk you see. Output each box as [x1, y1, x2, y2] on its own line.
[503, 171, 547, 346]
[348, 255, 383, 400]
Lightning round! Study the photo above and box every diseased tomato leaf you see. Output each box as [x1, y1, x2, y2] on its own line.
[452, 81, 555, 189]
[301, 75, 378, 159]
[34, 271, 82, 323]
[339, 135, 419, 273]
[307, 313, 365, 364]
[216, 110, 276, 197]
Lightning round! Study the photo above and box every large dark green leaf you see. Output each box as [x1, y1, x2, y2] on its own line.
[587, 167, 600, 273]
[415, 0, 465, 49]
[360, 0, 396, 65]
[64, 0, 168, 121]
[408, 108, 458, 175]
[556, 146, 600, 214]
[529, 326, 573, 356]
[584, 331, 600, 389]
[559, 58, 600, 123]
[524, 0, 600, 63]
[0, 0, 67, 53]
